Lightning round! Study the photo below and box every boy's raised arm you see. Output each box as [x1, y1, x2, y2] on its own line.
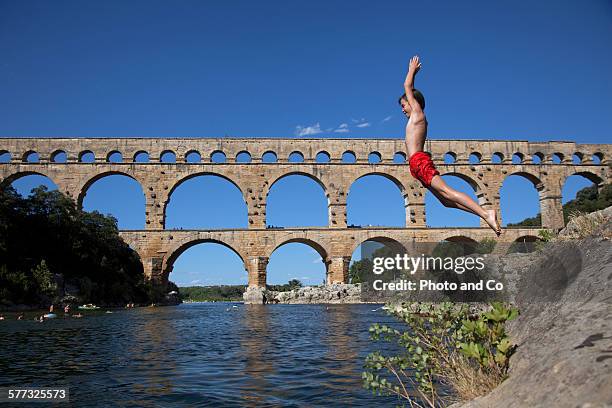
[403, 55, 423, 114]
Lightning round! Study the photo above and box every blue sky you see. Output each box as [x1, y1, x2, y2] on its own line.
[2, 1, 610, 286]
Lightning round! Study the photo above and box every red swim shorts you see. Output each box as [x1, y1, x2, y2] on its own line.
[409, 151, 440, 188]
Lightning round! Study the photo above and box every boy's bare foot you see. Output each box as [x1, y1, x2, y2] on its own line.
[485, 209, 502, 236]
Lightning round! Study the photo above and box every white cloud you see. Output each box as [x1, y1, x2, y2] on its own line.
[295, 123, 323, 137]
[334, 123, 350, 133]
[190, 279, 202, 284]
[312, 257, 323, 263]
[382, 115, 392, 122]
[351, 118, 370, 128]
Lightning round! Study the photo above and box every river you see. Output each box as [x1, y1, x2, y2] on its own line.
[0, 303, 405, 407]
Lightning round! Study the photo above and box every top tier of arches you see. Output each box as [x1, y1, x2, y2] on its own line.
[0, 138, 609, 167]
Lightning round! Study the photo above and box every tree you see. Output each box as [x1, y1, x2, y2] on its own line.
[0, 185, 157, 307]
[349, 258, 372, 284]
[32, 260, 56, 298]
[287, 279, 303, 290]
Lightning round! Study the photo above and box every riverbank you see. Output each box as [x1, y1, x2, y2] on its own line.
[0, 304, 166, 320]
[0, 295, 181, 313]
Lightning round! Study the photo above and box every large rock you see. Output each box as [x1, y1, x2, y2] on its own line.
[558, 206, 612, 239]
[269, 283, 362, 304]
[243, 287, 272, 304]
[458, 211, 612, 407]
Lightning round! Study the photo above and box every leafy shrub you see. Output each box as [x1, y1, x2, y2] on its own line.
[363, 302, 519, 407]
[537, 229, 555, 242]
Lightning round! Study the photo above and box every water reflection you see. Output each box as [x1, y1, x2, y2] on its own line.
[240, 304, 274, 406]
[129, 307, 179, 400]
[322, 305, 360, 398]
[0, 304, 401, 407]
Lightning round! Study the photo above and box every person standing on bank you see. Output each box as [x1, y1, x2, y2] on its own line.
[400, 55, 501, 235]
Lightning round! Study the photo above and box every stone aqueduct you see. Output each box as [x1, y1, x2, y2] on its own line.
[0, 137, 610, 288]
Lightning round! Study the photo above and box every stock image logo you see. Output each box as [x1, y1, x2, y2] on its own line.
[357, 240, 584, 304]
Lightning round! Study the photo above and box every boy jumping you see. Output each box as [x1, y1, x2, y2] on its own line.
[400, 55, 501, 235]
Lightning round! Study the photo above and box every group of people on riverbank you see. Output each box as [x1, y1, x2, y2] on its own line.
[0, 311, 85, 322]
[0, 302, 143, 322]
[0, 312, 32, 320]
[0, 304, 86, 322]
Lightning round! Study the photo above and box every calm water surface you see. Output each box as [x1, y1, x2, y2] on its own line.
[0, 303, 404, 407]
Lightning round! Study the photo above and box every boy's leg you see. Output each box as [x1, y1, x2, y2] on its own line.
[429, 175, 501, 234]
[429, 186, 476, 214]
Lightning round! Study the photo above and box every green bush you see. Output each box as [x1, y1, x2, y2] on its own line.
[363, 302, 518, 407]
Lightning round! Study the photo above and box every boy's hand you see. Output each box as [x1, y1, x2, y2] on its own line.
[408, 55, 421, 74]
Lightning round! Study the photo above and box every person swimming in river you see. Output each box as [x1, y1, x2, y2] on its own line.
[400, 55, 501, 235]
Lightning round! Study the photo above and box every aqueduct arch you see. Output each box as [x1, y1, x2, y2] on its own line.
[164, 172, 248, 229]
[163, 238, 247, 284]
[265, 171, 330, 227]
[1, 137, 610, 289]
[0, 170, 59, 189]
[347, 171, 410, 226]
[77, 170, 145, 208]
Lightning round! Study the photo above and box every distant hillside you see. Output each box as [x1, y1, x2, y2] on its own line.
[179, 280, 303, 302]
[508, 183, 611, 227]
[180, 285, 245, 302]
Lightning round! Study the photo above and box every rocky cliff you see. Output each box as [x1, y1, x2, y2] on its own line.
[458, 207, 612, 407]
